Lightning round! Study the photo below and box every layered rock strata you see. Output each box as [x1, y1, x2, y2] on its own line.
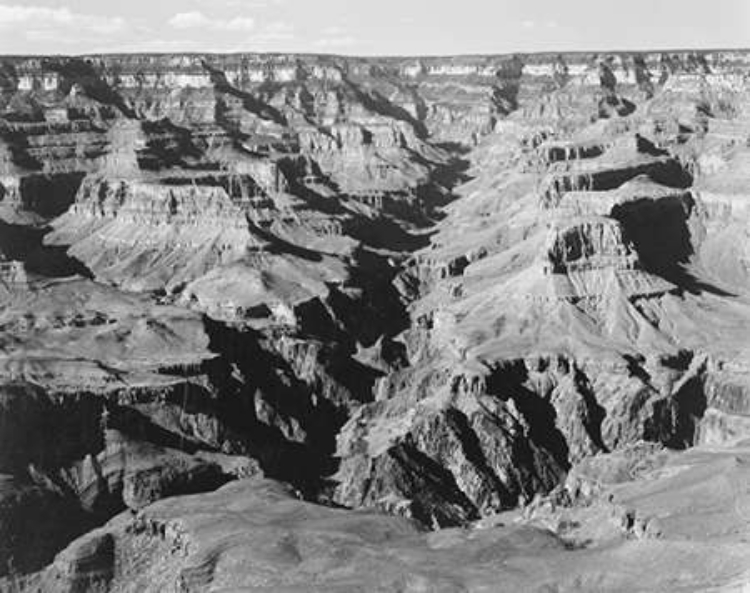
[0, 49, 749, 590]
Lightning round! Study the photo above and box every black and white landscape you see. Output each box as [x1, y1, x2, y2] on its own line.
[1, 2, 750, 591]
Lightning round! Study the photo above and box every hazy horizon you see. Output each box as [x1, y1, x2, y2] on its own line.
[3, 44, 750, 59]
[0, 0, 747, 57]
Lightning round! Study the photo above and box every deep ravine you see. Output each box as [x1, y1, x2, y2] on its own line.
[1, 50, 750, 591]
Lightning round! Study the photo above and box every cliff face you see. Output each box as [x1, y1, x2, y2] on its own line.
[1, 49, 750, 591]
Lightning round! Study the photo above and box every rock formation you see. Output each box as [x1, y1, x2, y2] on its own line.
[0, 49, 749, 591]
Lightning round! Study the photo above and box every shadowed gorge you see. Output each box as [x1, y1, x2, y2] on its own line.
[0, 49, 750, 592]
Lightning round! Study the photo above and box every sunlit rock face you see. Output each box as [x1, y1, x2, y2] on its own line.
[1, 49, 750, 592]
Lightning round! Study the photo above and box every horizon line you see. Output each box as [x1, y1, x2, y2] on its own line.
[1, 44, 749, 61]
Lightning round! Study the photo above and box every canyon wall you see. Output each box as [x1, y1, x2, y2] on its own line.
[0, 48, 749, 590]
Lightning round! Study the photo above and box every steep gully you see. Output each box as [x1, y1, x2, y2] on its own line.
[0, 51, 749, 586]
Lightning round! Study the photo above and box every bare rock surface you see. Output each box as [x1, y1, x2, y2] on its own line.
[0, 50, 749, 590]
[11, 440, 750, 592]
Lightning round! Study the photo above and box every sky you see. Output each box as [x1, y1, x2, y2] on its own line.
[0, 0, 748, 56]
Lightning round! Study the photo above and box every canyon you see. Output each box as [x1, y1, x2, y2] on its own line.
[0, 49, 749, 591]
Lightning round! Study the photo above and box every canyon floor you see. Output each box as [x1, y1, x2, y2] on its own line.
[0, 51, 749, 592]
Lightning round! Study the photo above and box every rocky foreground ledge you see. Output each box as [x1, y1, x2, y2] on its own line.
[15, 442, 750, 592]
[0, 50, 750, 591]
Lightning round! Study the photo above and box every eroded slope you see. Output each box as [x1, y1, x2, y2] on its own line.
[0, 50, 749, 591]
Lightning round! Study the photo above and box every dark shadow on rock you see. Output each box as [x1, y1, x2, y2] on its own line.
[635, 134, 668, 157]
[573, 368, 609, 453]
[0, 220, 93, 279]
[203, 61, 288, 127]
[0, 172, 86, 218]
[0, 382, 105, 473]
[203, 319, 363, 497]
[511, 385, 572, 472]
[374, 441, 479, 526]
[104, 404, 213, 455]
[341, 77, 428, 139]
[0, 477, 99, 578]
[598, 95, 636, 118]
[43, 58, 136, 119]
[138, 118, 204, 171]
[347, 215, 435, 252]
[633, 55, 655, 99]
[445, 408, 517, 507]
[486, 361, 571, 474]
[492, 55, 524, 115]
[612, 193, 735, 297]
[0, 124, 44, 170]
[329, 247, 412, 343]
[646, 371, 708, 450]
[666, 373, 708, 449]
[276, 158, 348, 216]
[246, 219, 323, 262]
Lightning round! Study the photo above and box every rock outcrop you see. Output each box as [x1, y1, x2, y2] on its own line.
[21, 444, 750, 592]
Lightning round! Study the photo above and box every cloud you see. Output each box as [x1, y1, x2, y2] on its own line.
[314, 25, 358, 49]
[94, 19, 295, 54]
[167, 11, 208, 29]
[196, 0, 284, 7]
[257, 21, 294, 41]
[24, 29, 62, 43]
[97, 38, 208, 54]
[0, 4, 125, 34]
[214, 16, 256, 31]
[314, 36, 357, 49]
[168, 11, 255, 31]
[522, 20, 536, 28]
